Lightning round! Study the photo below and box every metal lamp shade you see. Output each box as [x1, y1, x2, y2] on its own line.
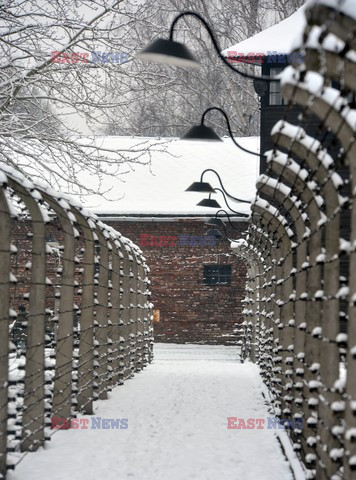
[136, 38, 200, 68]
[181, 124, 222, 141]
[185, 181, 215, 193]
[205, 217, 226, 227]
[197, 198, 221, 208]
[205, 228, 223, 239]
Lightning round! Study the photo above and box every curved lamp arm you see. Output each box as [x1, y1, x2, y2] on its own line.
[201, 168, 251, 203]
[212, 221, 240, 244]
[202, 107, 264, 159]
[214, 188, 250, 216]
[170, 11, 274, 82]
[215, 209, 248, 228]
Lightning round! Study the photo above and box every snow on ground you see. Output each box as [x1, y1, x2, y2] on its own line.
[9, 344, 294, 480]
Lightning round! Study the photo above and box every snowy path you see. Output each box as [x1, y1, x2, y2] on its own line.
[9, 344, 294, 480]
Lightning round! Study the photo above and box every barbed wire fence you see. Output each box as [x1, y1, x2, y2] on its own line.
[0, 164, 154, 478]
[232, 1, 356, 479]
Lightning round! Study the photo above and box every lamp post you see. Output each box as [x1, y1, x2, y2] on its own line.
[204, 228, 223, 240]
[197, 188, 250, 217]
[137, 11, 274, 82]
[182, 107, 260, 215]
[186, 168, 252, 204]
[181, 107, 264, 159]
[205, 210, 248, 243]
[205, 209, 249, 229]
[196, 194, 221, 209]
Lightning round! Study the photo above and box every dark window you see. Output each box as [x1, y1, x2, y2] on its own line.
[269, 67, 284, 106]
[203, 264, 232, 285]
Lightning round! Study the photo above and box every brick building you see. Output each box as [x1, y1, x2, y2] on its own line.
[82, 135, 260, 344]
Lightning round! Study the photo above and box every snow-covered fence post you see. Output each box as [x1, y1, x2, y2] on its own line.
[118, 238, 131, 381]
[142, 262, 152, 366]
[108, 237, 121, 389]
[93, 227, 109, 400]
[246, 262, 259, 362]
[248, 261, 260, 362]
[248, 219, 279, 393]
[241, 262, 255, 361]
[0, 179, 11, 477]
[251, 201, 294, 418]
[73, 209, 95, 415]
[145, 264, 154, 364]
[4, 176, 47, 453]
[231, 241, 266, 363]
[247, 227, 276, 384]
[127, 244, 138, 377]
[136, 259, 146, 371]
[38, 192, 75, 423]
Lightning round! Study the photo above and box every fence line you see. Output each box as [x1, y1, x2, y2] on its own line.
[0, 164, 153, 477]
[232, 2, 356, 479]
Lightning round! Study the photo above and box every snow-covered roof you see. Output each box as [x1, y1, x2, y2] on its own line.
[77, 136, 259, 217]
[221, 5, 307, 57]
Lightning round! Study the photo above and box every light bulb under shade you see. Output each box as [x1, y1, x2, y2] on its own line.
[181, 124, 222, 141]
[136, 38, 200, 68]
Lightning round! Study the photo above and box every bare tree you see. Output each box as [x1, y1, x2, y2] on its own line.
[104, 0, 306, 139]
[102, 0, 264, 138]
[0, 0, 170, 195]
[0, 0, 305, 195]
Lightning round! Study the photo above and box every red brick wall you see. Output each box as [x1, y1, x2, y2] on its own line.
[105, 219, 248, 345]
[9, 217, 248, 345]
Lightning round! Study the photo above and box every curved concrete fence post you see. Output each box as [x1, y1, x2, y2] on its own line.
[3, 174, 47, 453]
[141, 256, 152, 367]
[126, 242, 138, 377]
[71, 208, 95, 415]
[247, 227, 275, 380]
[93, 224, 109, 401]
[119, 238, 133, 381]
[136, 255, 146, 371]
[108, 236, 121, 388]
[252, 201, 293, 415]
[0, 179, 11, 476]
[232, 241, 267, 363]
[36, 190, 75, 422]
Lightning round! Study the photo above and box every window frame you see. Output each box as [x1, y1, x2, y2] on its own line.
[203, 264, 232, 286]
[269, 67, 284, 106]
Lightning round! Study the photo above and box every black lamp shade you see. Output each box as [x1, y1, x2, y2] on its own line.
[185, 181, 215, 193]
[205, 228, 223, 239]
[181, 124, 222, 141]
[205, 217, 226, 227]
[136, 38, 200, 68]
[197, 198, 221, 208]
